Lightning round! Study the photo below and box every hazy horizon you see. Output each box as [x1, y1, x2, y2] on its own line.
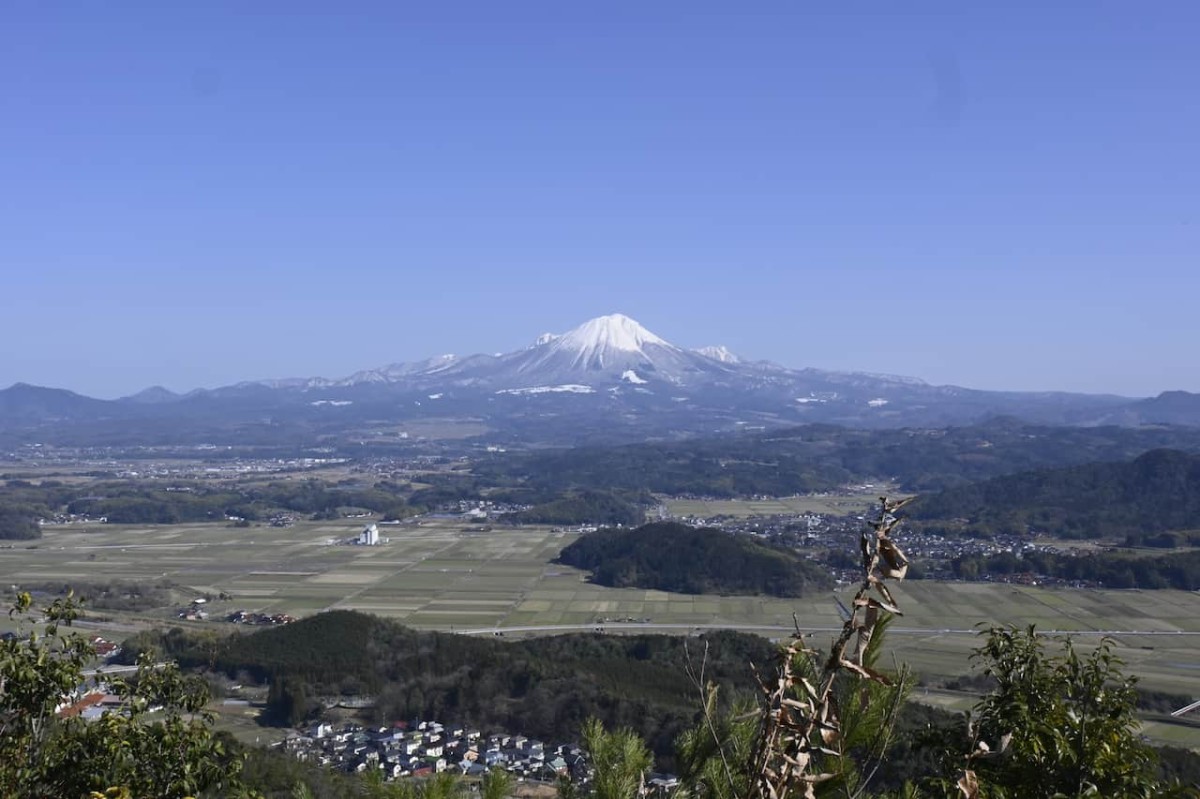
[4, 3, 1198, 398]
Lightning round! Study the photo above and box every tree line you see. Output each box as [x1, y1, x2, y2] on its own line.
[0, 477, 424, 533]
[949, 548, 1200, 590]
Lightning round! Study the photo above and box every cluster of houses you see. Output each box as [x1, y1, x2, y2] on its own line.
[56, 686, 129, 721]
[226, 609, 296, 626]
[178, 601, 211, 621]
[38, 511, 108, 525]
[280, 721, 592, 783]
[424, 500, 533, 521]
[677, 506, 1082, 585]
[89, 635, 120, 659]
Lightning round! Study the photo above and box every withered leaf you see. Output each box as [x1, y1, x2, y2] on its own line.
[839, 659, 893, 685]
[957, 769, 979, 799]
[878, 538, 909, 579]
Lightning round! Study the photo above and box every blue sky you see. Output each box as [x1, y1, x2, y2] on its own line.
[2, 2, 1197, 398]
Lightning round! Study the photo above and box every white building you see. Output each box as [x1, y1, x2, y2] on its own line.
[357, 523, 380, 546]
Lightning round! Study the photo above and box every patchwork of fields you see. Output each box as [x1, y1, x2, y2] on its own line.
[2, 518, 1198, 746]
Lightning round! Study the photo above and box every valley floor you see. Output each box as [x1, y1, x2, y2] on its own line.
[3, 517, 1198, 748]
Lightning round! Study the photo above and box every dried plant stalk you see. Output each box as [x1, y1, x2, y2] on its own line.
[745, 495, 914, 799]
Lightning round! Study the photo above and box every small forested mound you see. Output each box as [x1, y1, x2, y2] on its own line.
[119, 612, 777, 766]
[508, 489, 645, 526]
[557, 522, 833, 597]
[911, 448, 1200, 538]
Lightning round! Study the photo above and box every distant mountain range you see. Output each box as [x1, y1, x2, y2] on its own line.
[0, 313, 1197, 447]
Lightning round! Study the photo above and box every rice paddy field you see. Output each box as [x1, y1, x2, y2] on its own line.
[2, 517, 1197, 747]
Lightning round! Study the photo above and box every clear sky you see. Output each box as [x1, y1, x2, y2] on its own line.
[2, 2, 1197, 399]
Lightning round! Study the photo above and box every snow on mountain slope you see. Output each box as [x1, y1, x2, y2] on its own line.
[249, 376, 338, 390]
[216, 313, 936, 406]
[553, 313, 671, 367]
[696, 345, 740, 364]
[496, 384, 596, 395]
[339, 354, 461, 385]
[500, 313, 730, 386]
[621, 370, 648, 384]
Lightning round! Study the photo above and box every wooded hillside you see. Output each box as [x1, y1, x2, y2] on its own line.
[911, 449, 1200, 538]
[557, 522, 833, 597]
[119, 612, 777, 768]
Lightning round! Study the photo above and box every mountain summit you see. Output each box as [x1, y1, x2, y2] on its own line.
[504, 314, 725, 385]
[553, 313, 672, 367]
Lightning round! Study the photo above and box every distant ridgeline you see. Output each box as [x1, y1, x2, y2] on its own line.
[910, 448, 1200, 539]
[118, 611, 776, 768]
[556, 521, 833, 597]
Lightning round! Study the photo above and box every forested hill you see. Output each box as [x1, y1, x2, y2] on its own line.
[556, 522, 833, 597]
[120, 611, 776, 767]
[474, 421, 1200, 495]
[910, 448, 1200, 538]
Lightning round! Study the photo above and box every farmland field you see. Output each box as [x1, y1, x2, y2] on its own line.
[664, 485, 901, 518]
[2, 517, 1197, 747]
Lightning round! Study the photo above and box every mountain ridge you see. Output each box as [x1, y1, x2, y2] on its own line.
[1, 313, 1193, 444]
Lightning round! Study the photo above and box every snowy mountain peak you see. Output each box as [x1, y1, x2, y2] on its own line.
[531, 332, 560, 347]
[509, 314, 689, 377]
[697, 345, 740, 364]
[556, 314, 672, 358]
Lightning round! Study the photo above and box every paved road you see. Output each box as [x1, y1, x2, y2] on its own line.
[81, 662, 169, 678]
[454, 622, 1200, 637]
[82, 663, 141, 677]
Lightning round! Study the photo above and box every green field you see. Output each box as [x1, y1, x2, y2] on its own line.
[2, 518, 1198, 747]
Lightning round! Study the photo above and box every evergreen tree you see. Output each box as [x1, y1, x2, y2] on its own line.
[0, 592, 251, 798]
[583, 718, 653, 799]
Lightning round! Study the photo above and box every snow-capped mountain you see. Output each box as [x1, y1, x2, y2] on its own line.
[198, 313, 1134, 425]
[339, 354, 462, 385]
[497, 313, 731, 387]
[696, 345, 741, 364]
[0, 312, 1155, 447]
[264, 314, 738, 393]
